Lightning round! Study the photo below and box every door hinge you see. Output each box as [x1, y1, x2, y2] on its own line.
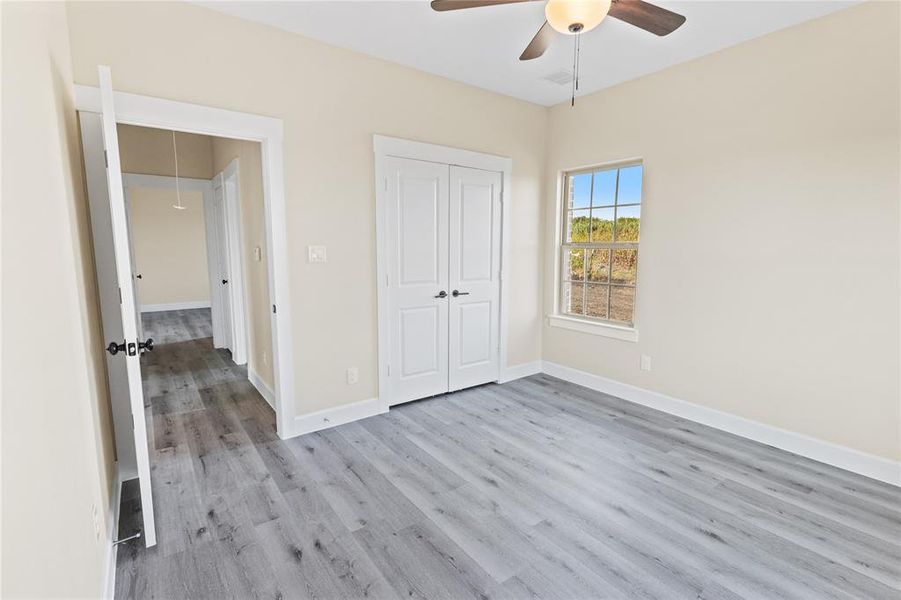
[272, 304, 277, 314]
[104, 150, 109, 168]
[387, 364, 391, 377]
[118, 287, 122, 304]
[384, 177, 388, 191]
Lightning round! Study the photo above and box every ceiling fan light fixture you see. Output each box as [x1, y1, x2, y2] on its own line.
[545, 0, 611, 35]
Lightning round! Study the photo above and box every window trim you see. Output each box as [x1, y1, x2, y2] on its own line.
[552, 159, 642, 340]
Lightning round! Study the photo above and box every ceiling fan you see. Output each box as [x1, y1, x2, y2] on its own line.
[430, 0, 686, 61]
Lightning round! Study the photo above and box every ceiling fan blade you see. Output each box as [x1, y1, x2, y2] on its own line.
[520, 20, 556, 60]
[431, 0, 537, 12]
[608, 0, 686, 36]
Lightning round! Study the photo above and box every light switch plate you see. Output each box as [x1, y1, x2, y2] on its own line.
[640, 355, 652, 372]
[308, 245, 327, 263]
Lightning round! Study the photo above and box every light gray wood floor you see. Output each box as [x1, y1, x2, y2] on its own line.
[117, 308, 901, 599]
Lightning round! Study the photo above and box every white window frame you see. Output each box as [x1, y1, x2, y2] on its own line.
[549, 158, 642, 342]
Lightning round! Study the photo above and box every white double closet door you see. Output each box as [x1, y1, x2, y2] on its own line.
[385, 157, 502, 406]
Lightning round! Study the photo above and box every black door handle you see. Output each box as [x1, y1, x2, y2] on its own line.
[222, 279, 228, 285]
[106, 341, 126, 355]
[452, 290, 470, 297]
[138, 338, 154, 352]
[434, 290, 447, 298]
[135, 274, 142, 279]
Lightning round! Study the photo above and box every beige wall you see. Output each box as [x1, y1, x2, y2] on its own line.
[543, 2, 900, 461]
[66, 1, 547, 415]
[119, 124, 214, 179]
[1, 2, 115, 597]
[129, 187, 211, 306]
[212, 137, 274, 388]
[119, 124, 215, 307]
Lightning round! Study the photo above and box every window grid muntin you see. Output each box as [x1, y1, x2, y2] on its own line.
[561, 162, 641, 326]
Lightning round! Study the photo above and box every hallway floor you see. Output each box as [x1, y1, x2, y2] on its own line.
[114, 309, 900, 599]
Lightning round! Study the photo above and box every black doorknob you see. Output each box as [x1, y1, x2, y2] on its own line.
[138, 338, 154, 352]
[222, 279, 228, 285]
[106, 341, 126, 355]
[452, 290, 470, 297]
[434, 290, 447, 298]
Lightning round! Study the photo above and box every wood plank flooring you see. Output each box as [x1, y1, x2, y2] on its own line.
[116, 308, 901, 599]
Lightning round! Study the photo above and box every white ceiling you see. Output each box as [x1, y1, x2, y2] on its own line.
[196, 0, 858, 106]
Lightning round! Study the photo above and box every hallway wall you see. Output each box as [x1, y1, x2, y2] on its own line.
[211, 137, 275, 389]
[119, 124, 214, 179]
[129, 187, 212, 308]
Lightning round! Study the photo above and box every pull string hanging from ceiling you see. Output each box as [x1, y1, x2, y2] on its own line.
[172, 130, 186, 211]
[571, 30, 581, 106]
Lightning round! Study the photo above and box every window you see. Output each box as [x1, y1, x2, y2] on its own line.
[560, 162, 642, 327]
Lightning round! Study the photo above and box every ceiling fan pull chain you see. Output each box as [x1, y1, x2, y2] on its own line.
[571, 31, 582, 106]
[576, 31, 581, 92]
[571, 33, 577, 106]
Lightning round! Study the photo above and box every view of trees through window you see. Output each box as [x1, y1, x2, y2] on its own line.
[561, 163, 642, 325]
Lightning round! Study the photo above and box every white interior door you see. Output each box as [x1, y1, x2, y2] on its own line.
[79, 112, 137, 481]
[98, 65, 156, 547]
[123, 191, 144, 342]
[221, 161, 248, 365]
[212, 174, 233, 351]
[448, 166, 502, 391]
[203, 184, 225, 348]
[385, 157, 450, 405]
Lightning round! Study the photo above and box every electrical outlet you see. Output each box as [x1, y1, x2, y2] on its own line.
[253, 246, 262, 262]
[92, 504, 101, 541]
[640, 354, 652, 372]
[346, 367, 359, 385]
[308, 245, 327, 263]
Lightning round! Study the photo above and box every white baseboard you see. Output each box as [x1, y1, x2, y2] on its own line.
[541, 361, 901, 487]
[140, 300, 211, 313]
[102, 466, 124, 599]
[248, 369, 275, 410]
[292, 397, 386, 437]
[499, 360, 543, 383]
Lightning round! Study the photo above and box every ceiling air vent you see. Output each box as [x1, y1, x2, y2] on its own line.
[542, 69, 574, 86]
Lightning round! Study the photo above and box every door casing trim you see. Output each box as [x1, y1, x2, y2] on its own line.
[76, 85, 295, 440]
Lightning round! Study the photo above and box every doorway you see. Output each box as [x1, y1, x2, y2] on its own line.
[122, 163, 250, 365]
[77, 69, 294, 549]
[374, 136, 512, 407]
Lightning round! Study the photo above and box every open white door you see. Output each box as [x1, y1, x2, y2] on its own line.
[211, 174, 233, 351]
[122, 192, 144, 342]
[222, 160, 248, 366]
[98, 65, 156, 547]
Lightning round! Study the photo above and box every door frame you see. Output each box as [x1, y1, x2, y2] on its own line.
[77, 86, 295, 439]
[373, 135, 513, 410]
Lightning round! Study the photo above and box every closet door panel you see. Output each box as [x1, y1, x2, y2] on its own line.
[448, 166, 502, 392]
[385, 157, 450, 405]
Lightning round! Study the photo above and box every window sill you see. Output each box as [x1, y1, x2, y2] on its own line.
[546, 314, 639, 342]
